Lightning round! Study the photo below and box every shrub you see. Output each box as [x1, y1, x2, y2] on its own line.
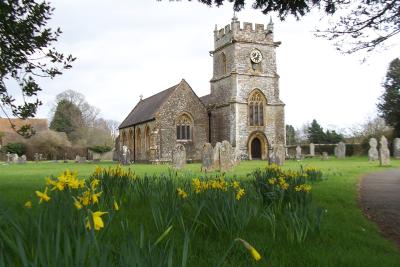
[89, 145, 112, 154]
[2, 142, 26, 156]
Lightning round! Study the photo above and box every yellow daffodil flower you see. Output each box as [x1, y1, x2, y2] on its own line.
[114, 200, 119, 211]
[235, 238, 262, 261]
[86, 211, 108, 231]
[73, 197, 83, 210]
[91, 191, 102, 204]
[236, 188, 245, 200]
[177, 188, 188, 199]
[232, 181, 240, 189]
[36, 187, 50, 204]
[24, 201, 32, 208]
[90, 179, 100, 190]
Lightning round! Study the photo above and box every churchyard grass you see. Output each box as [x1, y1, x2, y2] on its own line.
[0, 158, 400, 266]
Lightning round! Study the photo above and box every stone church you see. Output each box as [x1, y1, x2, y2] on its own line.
[119, 17, 285, 163]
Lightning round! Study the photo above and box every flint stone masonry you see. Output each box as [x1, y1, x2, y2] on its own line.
[336, 142, 346, 159]
[309, 143, 315, 156]
[201, 143, 213, 172]
[368, 138, 379, 161]
[172, 144, 186, 170]
[393, 138, 400, 159]
[379, 136, 390, 166]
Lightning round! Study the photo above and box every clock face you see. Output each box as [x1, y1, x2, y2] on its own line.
[250, 49, 263, 64]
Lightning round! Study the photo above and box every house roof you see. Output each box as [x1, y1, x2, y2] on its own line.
[0, 118, 48, 133]
[119, 83, 179, 129]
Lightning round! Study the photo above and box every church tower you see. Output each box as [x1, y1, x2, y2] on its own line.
[208, 16, 285, 161]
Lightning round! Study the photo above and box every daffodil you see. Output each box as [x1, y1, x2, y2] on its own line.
[232, 181, 240, 189]
[235, 238, 261, 261]
[73, 197, 83, 210]
[91, 191, 102, 204]
[90, 179, 100, 190]
[236, 188, 245, 200]
[24, 201, 32, 208]
[177, 188, 188, 199]
[86, 211, 108, 231]
[113, 200, 119, 211]
[36, 187, 50, 203]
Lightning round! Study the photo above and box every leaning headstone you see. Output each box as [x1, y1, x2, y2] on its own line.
[393, 138, 400, 159]
[379, 136, 390, 166]
[34, 153, 39, 163]
[309, 143, 315, 157]
[220, 140, 235, 171]
[201, 143, 213, 172]
[18, 155, 27, 164]
[321, 152, 329, 160]
[212, 142, 222, 170]
[336, 142, 346, 159]
[172, 143, 186, 169]
[368, 138, 379, 161]
[270, 144, 285, 166]
[295, 145, 302, 160]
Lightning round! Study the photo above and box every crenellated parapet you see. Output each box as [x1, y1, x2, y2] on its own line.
[214, 18, 274, 50]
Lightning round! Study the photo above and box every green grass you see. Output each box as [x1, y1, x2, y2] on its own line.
[1, 157, 400, 266]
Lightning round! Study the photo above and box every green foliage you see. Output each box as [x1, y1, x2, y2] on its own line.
[2, 142, 26, 156]
[307, 119, 343, 144]
[285, 124, 297, 145]
[0, 0, 75, 137]
[378, 58, 400, 137]
[50, 100, 84, 141]
[89, 146, 112, 154]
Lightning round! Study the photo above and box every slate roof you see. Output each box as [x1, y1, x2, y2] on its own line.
[119, 83, 178, 129]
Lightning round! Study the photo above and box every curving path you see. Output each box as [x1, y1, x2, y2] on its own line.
[359, 168, 400, 247]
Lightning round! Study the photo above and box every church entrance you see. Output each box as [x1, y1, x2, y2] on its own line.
[248, 131, 268, 160]
[251, 138, 262, 159]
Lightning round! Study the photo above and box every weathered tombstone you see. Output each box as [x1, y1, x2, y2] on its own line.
[79, 157, 86, 163]
[121, 145, 129, 165]
[34, 153, 39, 163]
[368, 138, 379, 161]
[12, 154, 19, 163]
[201, 143, 213, 172]
[336, 142, 346, 159]
[220, 140, 235, 171]
[39, 154, 43, 161]
[212, 142, 222, 170]
[75, 155, 80, 163]
[172, 143, 186, 169]
[6, 153, 11, 163]
[334, 147, 338, 157]
[379, 136, 390, 166]
[63, 153, 68, 163]
[309, 143, 315, 157]
[393, 138, 400, 159]
[321, 152, 329, 160]
[17, 155, 27, 164]
[270, 144, 285, 166]
[295, 145, 302, 160]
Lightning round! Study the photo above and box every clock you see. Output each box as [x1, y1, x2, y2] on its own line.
[250, 49, 263, 64]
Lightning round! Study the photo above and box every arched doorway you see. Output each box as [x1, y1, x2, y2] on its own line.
[247, 131, 269, 160]
[251, 138, 262, 159]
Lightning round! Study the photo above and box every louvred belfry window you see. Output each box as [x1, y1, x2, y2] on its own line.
[248, 91, 265, 126]
[176, 114, 192, 140]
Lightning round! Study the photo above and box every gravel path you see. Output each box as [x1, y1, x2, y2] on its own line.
[359, 168, 400, 247]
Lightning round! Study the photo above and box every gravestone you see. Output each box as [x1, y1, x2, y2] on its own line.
[309, 143, 315, 156]
[368, 138, 379, 161]
[295, 145, 302, 160]
[336, 142, 346, 159]
[172, 143, 186, 169]
[393, 138, 400, 159]
[121, 145, 129, 165]
[334, 147, 338, 157]
[321, 152, 329, 160]
[212, 142, 222, 170]
[201, 143, 213, 172]
[75, 155, 80, 163]
[18, 155, 27, 164]
[379, 136, 390, 166]
[12, 154, 19, 163]
[34, 153, 39, 163]
[220, 140, 235, 171]
[39, 154, 43, 161]
[6, 153, 11, 163]
[270, 144, 285, 166]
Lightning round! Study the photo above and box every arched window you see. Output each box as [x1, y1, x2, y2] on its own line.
[221, 53, 227, 75]
[122, 131, 127, 146]
[135, 128, 141, 155]
[145, 126, 150, 152]
[176, 114, 192, 141]
[248, 91, 265, 126]
[129, 129, 134, 149]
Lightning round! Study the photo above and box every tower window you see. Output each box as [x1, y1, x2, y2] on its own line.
[248, 91, 265, 126]
[176, 114, 192, 140]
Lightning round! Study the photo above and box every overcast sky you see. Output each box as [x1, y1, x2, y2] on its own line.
[31, 0, 400, 132]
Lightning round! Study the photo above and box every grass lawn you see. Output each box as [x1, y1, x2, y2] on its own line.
[0, 157, 400, 266]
